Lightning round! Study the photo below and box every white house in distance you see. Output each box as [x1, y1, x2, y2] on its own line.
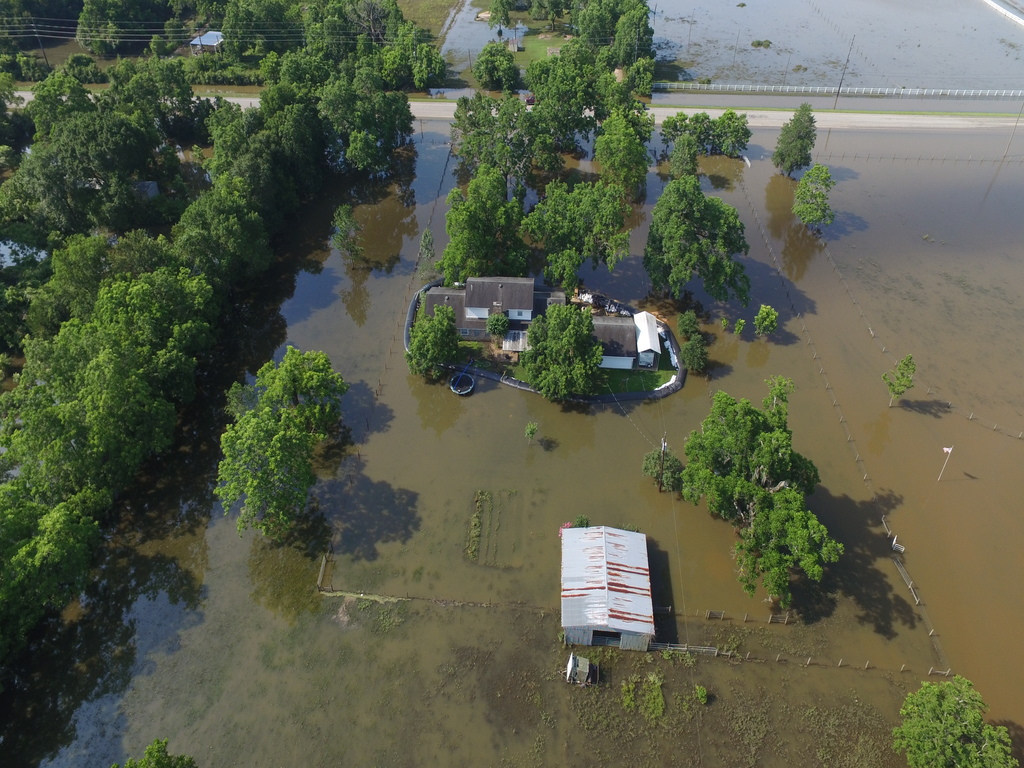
[189, 30, 224, 55]
[561, 526, 655, 652]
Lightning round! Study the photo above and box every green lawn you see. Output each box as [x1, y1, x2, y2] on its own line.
[514, 23, 572, 71]
[508, 360, 677, 394]
[598, 365, 676, 395]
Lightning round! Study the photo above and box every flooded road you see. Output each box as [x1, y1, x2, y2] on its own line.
[2, 113, 1024, 765]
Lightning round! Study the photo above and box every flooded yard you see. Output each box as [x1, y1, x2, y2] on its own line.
[436, 0, 1024, 89]
[3, 109, 1024, 766]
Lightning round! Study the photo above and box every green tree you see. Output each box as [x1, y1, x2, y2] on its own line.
[642, 445, 683, 492]
[318, 66, 413, 175]
[643, 175, 750, 304]
[521, 303, 603, 400]
[439, 164, 528, 285]
[681, 377, 840, 606]
[793, 163, 835, 231]
[451, 94, 535, 187]
[712, 109, 752, 157]
[609, 3, 653, 67]
[525, 41, 600, 163]
[893, 676, 1017, 768]
[753, 304, 779, 336]
[0, 484, 107, 666]
[488, 0, 513, 29]
[883, 354, 916, 406]
[677, 309, 700, 340]
[172, 176, 272, 291]
[669, 133, 699, 178]
[680, 336, 708, 373]
[486, 312, 510, 338]
[734, 487, 843, 603]
[525, 420, 538, 443]
[522, 179, 630, 290]
[473, 41, 521, 91]
[113, 738, 199, 768]
[661, 110, 749, 157]
[594, 108, 651, 195]
[216, 347, 348, 540]
[772, 103, 816, 176]
[27, 71, 95, 142]
[406, 303, 460, 379]
[628, 57, 654, 97]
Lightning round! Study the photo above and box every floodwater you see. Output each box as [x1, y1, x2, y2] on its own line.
[438, 0, 1024, 89]
[3, 112, 1024, 766]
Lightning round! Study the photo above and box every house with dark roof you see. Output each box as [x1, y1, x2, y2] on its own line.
[423, 278, 564, 349]
[591, 311, 663, 370]
[592, 316, 637, 369]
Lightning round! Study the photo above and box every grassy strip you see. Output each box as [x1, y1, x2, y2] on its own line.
[599, 366, 675, 394]
[466, 490, 491, 561]
[396, 0, 460, 37]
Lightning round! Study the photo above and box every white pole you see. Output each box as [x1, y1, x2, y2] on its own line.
[937, 446, 953, 482]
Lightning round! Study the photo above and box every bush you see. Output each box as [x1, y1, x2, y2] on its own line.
[677, 309, 700, 340]
[753, 304, 778, 336]
[694, 684, 708, 704]
[572, 514, 590, 528]
[473, 41, 521, 92]
[61, 54, 107, 84]
[680, 336, 708, 373]
[486, 311, 509, 338]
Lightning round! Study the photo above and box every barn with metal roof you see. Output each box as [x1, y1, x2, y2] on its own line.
[561, 526, 655, 652]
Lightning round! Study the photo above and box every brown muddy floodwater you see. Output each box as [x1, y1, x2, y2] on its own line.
[2, 116, 1024, 767]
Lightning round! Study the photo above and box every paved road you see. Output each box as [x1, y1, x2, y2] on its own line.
[407, 99, 1019, 132]
[15, 90, 1019, 133]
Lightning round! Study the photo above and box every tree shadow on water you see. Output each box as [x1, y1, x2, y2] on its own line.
[247, 517, 330, 624]
[318, 471, 421, 561]
[0, 540, 205, 767]
[791, 486, 918, 640]
[341, 379, 395, 437]
[898, 397, 953, 419]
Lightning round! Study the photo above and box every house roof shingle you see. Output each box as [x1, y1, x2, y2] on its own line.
[592, 316, 637, 358]
[465, 277, 534, 311]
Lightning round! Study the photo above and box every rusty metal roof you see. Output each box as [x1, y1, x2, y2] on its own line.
[561, 526, 655, 636]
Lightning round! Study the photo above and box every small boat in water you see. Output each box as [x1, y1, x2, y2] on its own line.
[450, 372, 475, 396]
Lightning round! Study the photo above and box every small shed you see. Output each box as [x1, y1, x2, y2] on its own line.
[190, 31, 224, 55]
[633, 311, 661, 369]
[561, 526, 655, 652]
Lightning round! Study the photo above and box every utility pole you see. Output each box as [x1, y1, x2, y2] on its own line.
[33, 24, 49, 69]
[657, 436, 667, 492]
[1002, 100, 1024, 159]
[832, 34, 855, 110]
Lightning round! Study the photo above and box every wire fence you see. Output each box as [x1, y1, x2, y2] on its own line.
[736, 178, 957, 671]
[653, 82, 1024, 100]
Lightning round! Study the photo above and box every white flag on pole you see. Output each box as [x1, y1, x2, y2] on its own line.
[943, 446, 953, 454]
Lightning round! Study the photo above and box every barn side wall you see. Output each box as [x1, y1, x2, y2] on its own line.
[564, 627, 594, 646]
